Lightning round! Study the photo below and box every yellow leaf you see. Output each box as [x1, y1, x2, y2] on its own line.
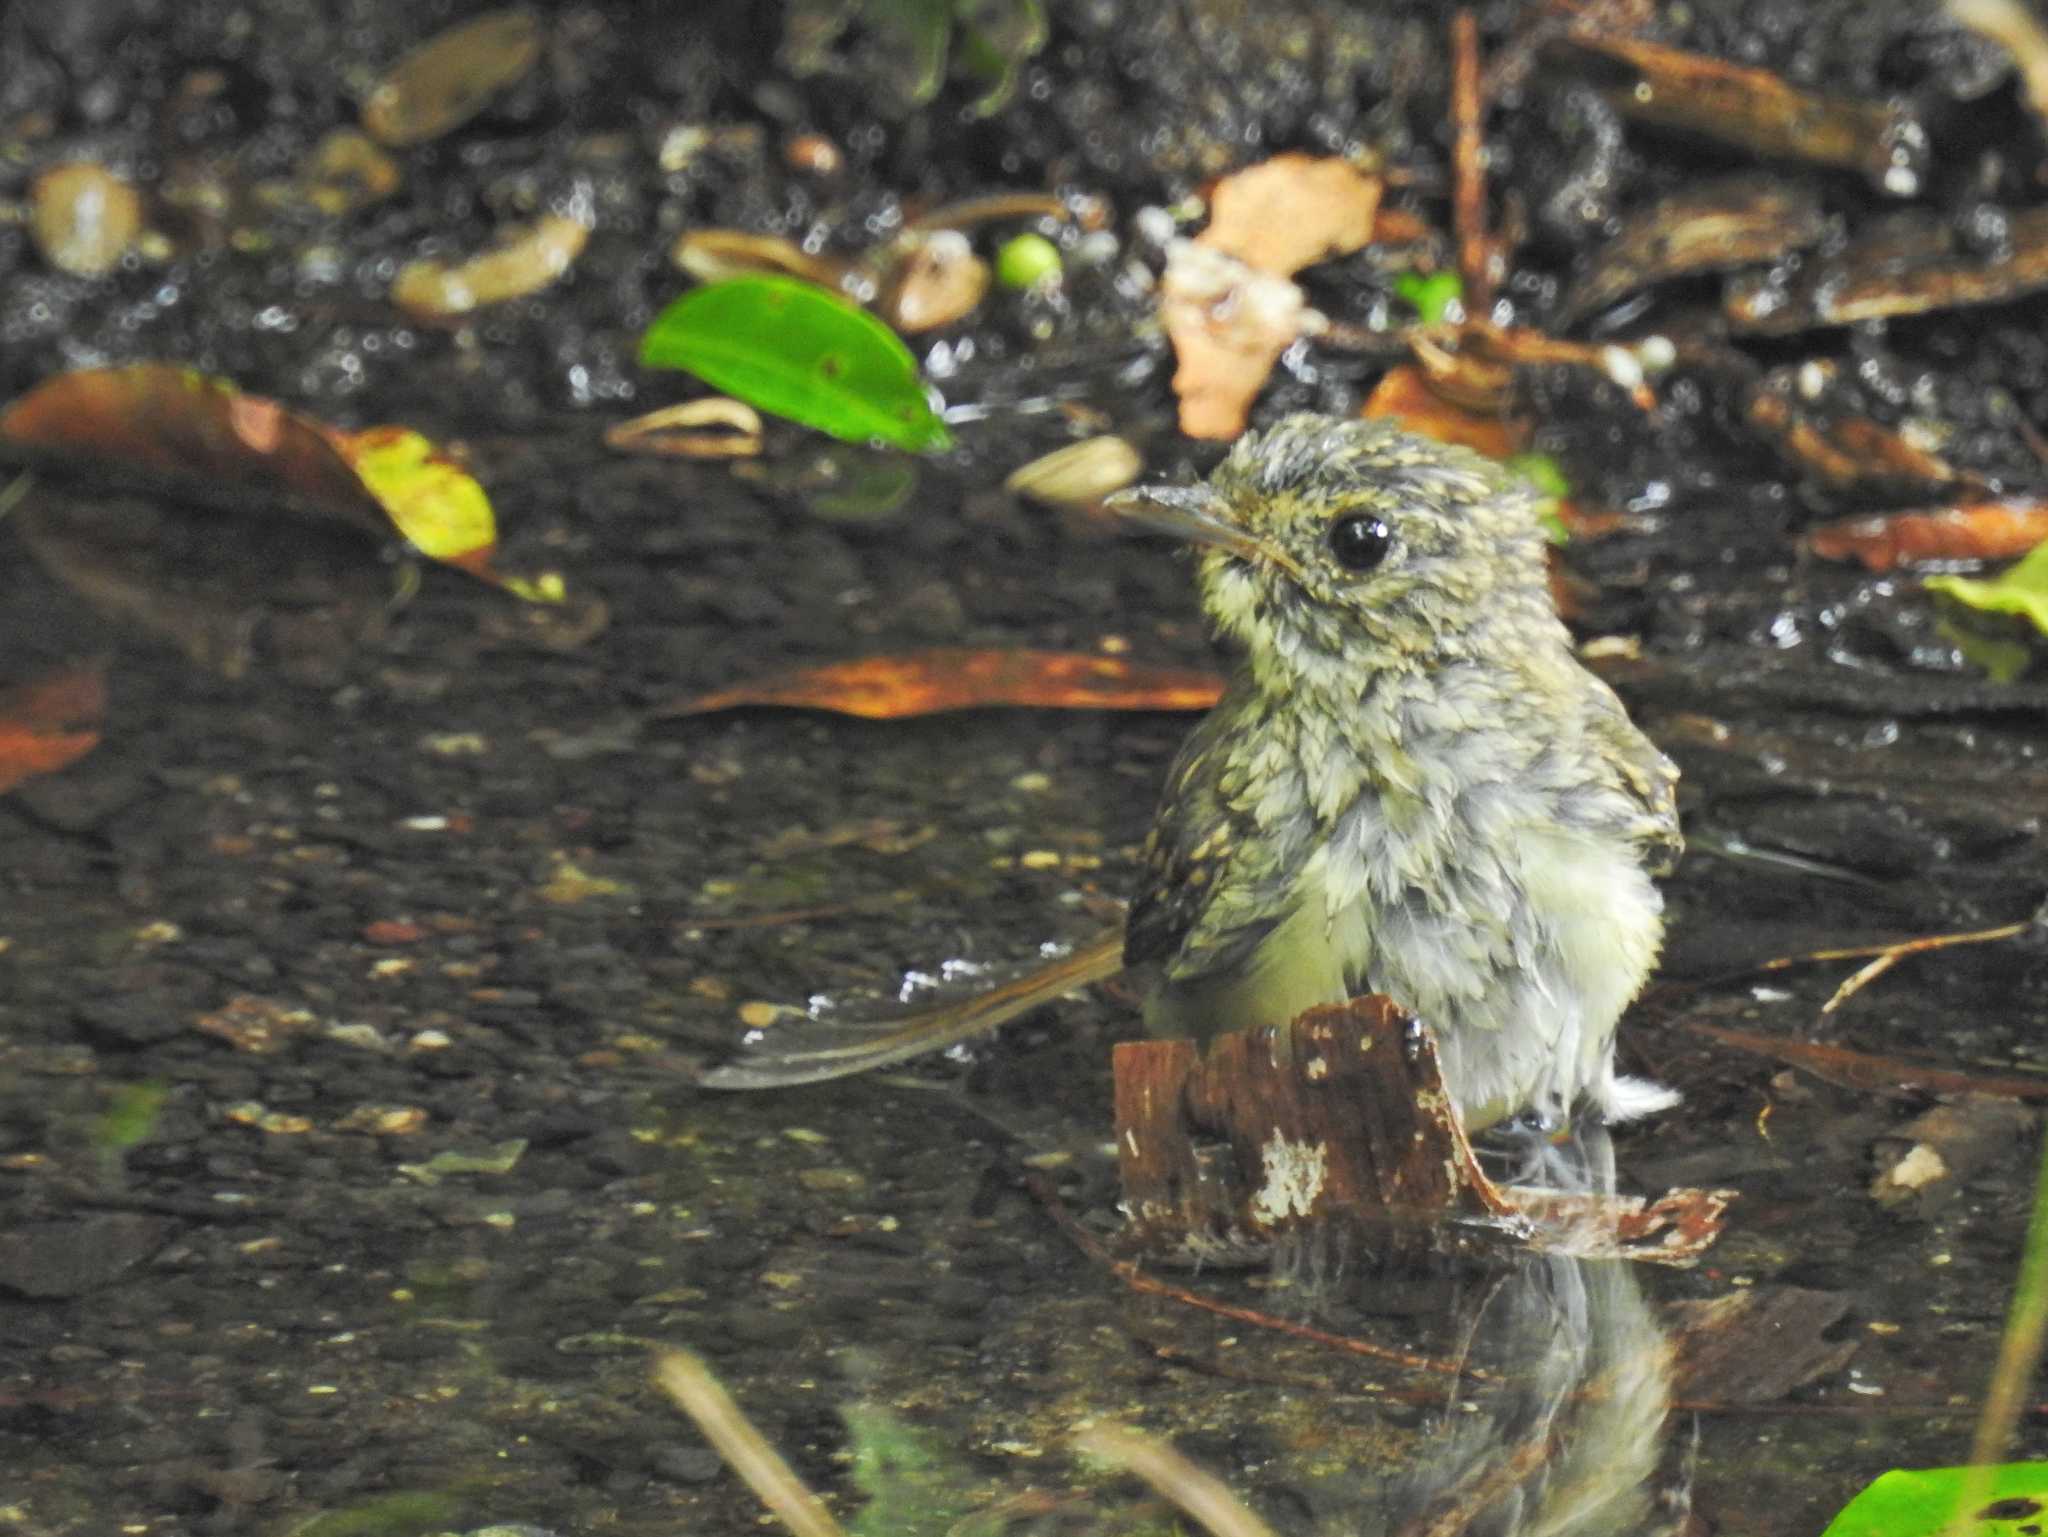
[343, 426, 496, 561]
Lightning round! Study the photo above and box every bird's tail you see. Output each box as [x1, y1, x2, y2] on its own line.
[696, 928, 1127, 1090]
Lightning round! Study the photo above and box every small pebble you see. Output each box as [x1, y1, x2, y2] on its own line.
[31, 162, 142, 276]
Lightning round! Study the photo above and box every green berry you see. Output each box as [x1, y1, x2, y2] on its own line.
[996, 232, 1062, 291]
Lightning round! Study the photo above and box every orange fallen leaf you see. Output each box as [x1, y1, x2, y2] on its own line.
[1362, 365, 1525, 459]
[1807, 500, 2048, 571]
[1197, 152, 1382, 278]
[0, 660, 107, 794]
[1361, 367, 1619, 545]
[663, 649, 1228, 720]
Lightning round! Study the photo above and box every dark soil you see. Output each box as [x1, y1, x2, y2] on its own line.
[2, 3, 2045, 1535]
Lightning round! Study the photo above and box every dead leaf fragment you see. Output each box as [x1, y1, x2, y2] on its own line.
[1162, 154, 1383, 440]
[758, 818, 938, 858]
[0, 365, 381, 536]
[0, 661, 106, 795]
[0, 364, 554, 601]
[604, 398, 765, 459]
[1197, 152, 1381, 277]
[1871, 1095, 2039, 1214]
[538, 854, 632, 905]
[671, 228, 848, 290]
[195, 995, 319, 1054]
[1807, 500, 2048, 571]
[1003, 436, 1143, 505]
[1362, 365, 1525, 460]
[361, 8, 543, 147]
[1666, 1286, 1860, 1404]
[661, 648, 1227, 720]
[393, 211, 590, 320]
[880, 230, 990, 333]
[31, 163, 144, 277]
[1160, 240, 1306, 441]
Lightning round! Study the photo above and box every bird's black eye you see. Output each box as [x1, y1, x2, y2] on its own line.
[1328, 512, 1392, 572]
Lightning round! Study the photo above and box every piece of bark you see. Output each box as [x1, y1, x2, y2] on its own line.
[1666, 1286, 1860, 1404]
[1113, 997, 1733, 1266]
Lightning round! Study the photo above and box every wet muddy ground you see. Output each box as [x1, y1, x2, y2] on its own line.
[4, 3, 2048, 1535]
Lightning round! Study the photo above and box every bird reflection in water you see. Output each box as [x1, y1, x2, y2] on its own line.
[1357, 1124, 1690, 1537]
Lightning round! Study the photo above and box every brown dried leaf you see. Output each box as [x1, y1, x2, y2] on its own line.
[1806, 500, 2048, 571]
[0, 365, 383, 537]
[0, 661, 106, 795]
[604, 398, 765, 459]
[1666, 1287, 1860, 1404]
[1560, 33, 1925, 196]
[1870, 1095, 2039, 1214]
[361, 8, 542, 148]
[1197, 152, 1381, 277]
[1161, 243, 1304, 440]
[663, 648, 1227, 721]
[1362, 364, 1526, 460]
[393, 211, 590, 320]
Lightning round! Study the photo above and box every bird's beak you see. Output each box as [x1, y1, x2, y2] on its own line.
[1102, 485, 1307, 582]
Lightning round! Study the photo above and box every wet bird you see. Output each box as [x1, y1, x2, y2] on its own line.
[704, 415, 1680, 1134]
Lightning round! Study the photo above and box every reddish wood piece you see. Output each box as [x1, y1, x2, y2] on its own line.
[1113, 996, 1734, 1267]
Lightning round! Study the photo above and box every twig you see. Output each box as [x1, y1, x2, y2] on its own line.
[1753, 920, 2030, 1014]
[1450, 11, 1497, 315]
[1819, 952, 1902, 1013]
[1076, 1424, 1282, 1537]
[1759, 921, 2028, 971]
[1950, 0, 2048, 125]
[653, 1350, 846, 1537]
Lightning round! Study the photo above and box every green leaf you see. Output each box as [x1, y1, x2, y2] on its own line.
[96, 1081, 169, 1154]
[1505, 451, 1572, 546]
[865, 0, 953, 107]
[1940, 618, 2034, 684]
[955, 0, 1046, 115]
[1819, 1464, 2048, 1537]
[640, 275, 953, 453]
[1394, 269, 1465, 326]
[1927, 538, 2048, 637]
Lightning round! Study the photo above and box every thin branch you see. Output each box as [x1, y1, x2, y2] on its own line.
[654, 1350, 846, 1537]
[1076, 1424, 1282, 1537]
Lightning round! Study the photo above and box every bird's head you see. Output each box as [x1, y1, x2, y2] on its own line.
[1108, 415, 1554, 679]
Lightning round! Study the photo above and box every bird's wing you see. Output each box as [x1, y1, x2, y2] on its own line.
[1123, 696, 1299, 982]
[1585, 682, 1683, 875]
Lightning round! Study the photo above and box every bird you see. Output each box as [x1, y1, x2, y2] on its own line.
[702, 414, 1681, 1135]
